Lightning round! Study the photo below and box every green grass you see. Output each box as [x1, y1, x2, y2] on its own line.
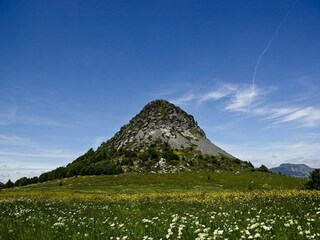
[0, 171, 316, 240]
[2, 171, 306, 196]
[1, 191, 319, 239]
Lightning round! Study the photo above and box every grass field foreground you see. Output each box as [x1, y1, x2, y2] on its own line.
[0, 190, 320, 240]
[0, 172, 317, 239]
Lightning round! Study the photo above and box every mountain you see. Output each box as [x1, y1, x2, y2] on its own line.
[270, 163, 313, 178]
[38, 99, 253, 181]
[105, 99, 232, 157]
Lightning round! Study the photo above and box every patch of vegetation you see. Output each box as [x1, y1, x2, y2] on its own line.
[305, 169, 320, 190]
[3, 179, 15, 189]
[256, 165, 269, 172]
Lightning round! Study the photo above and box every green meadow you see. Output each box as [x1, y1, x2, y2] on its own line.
[1, 171, 319, 240]
[2, 171, 306, 196]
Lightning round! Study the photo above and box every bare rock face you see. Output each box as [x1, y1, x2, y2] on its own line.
[105, 99, 233, 157]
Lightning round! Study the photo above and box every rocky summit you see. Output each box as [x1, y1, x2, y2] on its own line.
[105, 99, 232, 157]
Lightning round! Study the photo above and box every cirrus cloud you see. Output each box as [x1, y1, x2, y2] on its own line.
[169, 82, 320, 128]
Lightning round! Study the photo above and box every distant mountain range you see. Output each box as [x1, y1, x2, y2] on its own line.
[269, 163, 314, 178]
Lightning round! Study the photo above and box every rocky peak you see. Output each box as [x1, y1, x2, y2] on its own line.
[134, 99, 201, 131]
[105, 99, 232, 157]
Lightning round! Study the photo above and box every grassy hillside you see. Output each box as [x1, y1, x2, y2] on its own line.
[1, 171, 306, 198]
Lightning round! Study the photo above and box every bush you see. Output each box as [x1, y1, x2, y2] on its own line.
[66, 163, 84, 178]
[15, 177, 30, 187]
[256, 165, 269, 172]
[4, 179, 14, 188]
[39, 173, 49, 183]
[305, 169, 320, 190]
[148, 147, 159, 160]
[121, 157, 134, 166]
[162, 150, 179, 161]
[29, 176, 39, 184]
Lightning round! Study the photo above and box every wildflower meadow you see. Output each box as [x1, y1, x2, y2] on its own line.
[0, 172, 318, 239]
[1, 190, 320, 239]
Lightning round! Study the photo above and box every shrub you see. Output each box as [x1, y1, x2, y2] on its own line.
[256, 165, 269, 172]
[39, 173, 49, 183]
[305, 169, 320, 190]
[162, 150, 179, 161]
[4, 179, 14, 188]
[15, 177, 30, 187]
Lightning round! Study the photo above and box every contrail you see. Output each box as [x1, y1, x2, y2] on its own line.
[252, 0, 299, 86]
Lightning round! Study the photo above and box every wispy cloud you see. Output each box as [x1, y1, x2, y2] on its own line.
[0, 99, 70, 128]
[199, 84, 236, 103]
[0, 135, 32, 146]
[225, 86, 260, 112]
[170, 84, 263, 110]
[170, 93, 196, 106]
[0, 150, 78, 159]
[278, 108, 312, 123]
[167, 82, 320, 128]
[21, 116, 70, 127]
[262, 107, 299, 119]
[0, 135, 82, 182]
[276, 107, 320, 127]
[0, 114, 70, 128]
[0, 160, 63, 182]
[251, 106, 320, 128]
[0, 147, 81, 182]
[170, 83, 236, 105]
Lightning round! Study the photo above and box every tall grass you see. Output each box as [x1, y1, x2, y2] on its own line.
[0, 190, 319, 239]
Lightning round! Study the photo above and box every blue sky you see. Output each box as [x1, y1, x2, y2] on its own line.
[1, 0, 320, 182]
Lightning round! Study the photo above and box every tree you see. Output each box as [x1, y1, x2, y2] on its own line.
[39, 172, 49, 183]
[49, 167, 66, 180]
[4, 179, 15, 188]
[66, 163, 84, 177]
[257, 165, 269, 172]
[29, 176, 39, 184]
[305, 169, 320, 190]
[15, 177, 30, 187]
